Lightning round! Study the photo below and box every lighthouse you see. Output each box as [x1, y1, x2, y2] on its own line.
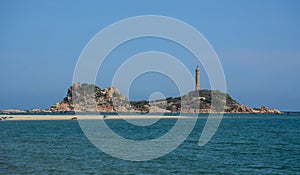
[195, 66, 200, 91]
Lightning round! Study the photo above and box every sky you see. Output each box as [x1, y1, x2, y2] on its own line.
[0, 0, 299, 111]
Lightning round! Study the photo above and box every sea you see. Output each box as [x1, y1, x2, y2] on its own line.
[1, 113, 299, 174]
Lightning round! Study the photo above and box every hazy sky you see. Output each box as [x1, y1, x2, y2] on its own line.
[0, 0, 299, 111]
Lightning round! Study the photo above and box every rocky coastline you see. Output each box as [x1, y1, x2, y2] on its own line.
[0, 83, 281, 114]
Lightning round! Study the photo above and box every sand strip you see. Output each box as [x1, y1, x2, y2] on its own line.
[1, 115, 196, 121]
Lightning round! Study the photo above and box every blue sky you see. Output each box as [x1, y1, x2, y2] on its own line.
[0, 0, 299, 110]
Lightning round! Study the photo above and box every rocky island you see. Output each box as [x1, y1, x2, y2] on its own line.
[12, 83, 279, 114]
[1, 65, 282, 115]
[0, 83, 281, 114]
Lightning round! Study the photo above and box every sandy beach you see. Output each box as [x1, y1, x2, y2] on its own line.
[0, 115, 196, 121]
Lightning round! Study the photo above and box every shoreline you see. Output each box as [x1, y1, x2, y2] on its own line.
[0, 115, 197, 121]
[0, 113, 292, 121]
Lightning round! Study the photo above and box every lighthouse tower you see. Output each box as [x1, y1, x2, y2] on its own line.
[195, 66, 200, 91]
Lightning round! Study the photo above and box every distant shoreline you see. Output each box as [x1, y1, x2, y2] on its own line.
[0, 115, 197, 121]
[0, 112, 294, 121]
[0, 111, 288, 116]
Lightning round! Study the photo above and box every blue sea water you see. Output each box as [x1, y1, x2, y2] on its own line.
[1, 114, 299, 174]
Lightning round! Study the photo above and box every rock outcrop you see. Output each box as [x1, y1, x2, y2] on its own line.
[45, 83, 282, 114]
[0, 109, 26, 114]
[48, 83, 130, 112]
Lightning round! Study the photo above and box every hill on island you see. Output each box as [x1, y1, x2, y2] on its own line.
[43, 83, 280, 114]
